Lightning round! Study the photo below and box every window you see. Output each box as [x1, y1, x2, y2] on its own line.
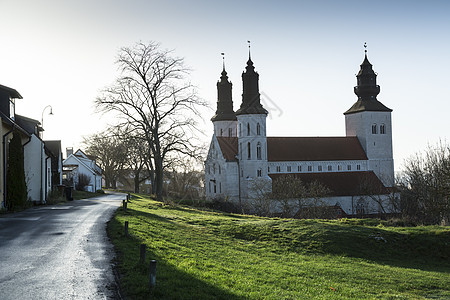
[240, 143, 242, 159]
[257, 142, 262, 160]
[218, 165, 221, 174]
[9, 99, 15, 120]
[257, 169, 262, 177]
[268, 166, 270, 172]
[298, 165, 302, 172]
[241, 168, 243, 177]
[372, 124, 377, 134]
[276, 166, 281, 172]
[213, 164, 216, 174]
[327, 165, 332, 171]
[220, 128, 223, 136]
[257, 123, 261, 135]
[239, 124, 242, 137]
[338, 165, 342, 171]
[347, 165, 351, 171]
[219, 182, 222, 193]
[247, 142, 251, 159]
[308, 166, 312, 172]
[318, 166, 322, 172]
[380, 124, 386, 134]
[209, 182, 211, 193]
[287, 166, 291, 172]
[357, 164, 361, 170]
[214, 182, 217, 193]
[247, 123, 250, 136]
[228, 127, 233, 137]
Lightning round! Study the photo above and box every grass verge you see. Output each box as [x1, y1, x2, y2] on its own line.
[108, 194, 450, 299]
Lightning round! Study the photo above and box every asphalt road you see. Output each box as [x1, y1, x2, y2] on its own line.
[0, 192, 124, 300]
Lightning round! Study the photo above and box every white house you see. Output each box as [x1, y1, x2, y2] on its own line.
[63, 148, 102, 192]
[15, 115, 52, 204]
[205, 50, 398, 216]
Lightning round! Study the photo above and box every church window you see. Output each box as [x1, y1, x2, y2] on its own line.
[357, 164, 361, 170]
[308, 166, 312, 172]
[220, 128, 223, 136]
[209, 182, 211, 193]
[298, 165, 302, 172]
[247, 123, 250, 136]
[257, 142, 262, 160]
[240, 143, 242, 159]
[241, 168, 243, 177]
[257, 123, 261, 135]
[228, 127, 233, 137]
[257, 169, 262, 177]
[247, 142, 251, 159]
[318, 165, 322, 172]
[347, 165, 351, 171]
[287, 166, 291, 172]
[338, 165, 342, 171]
[219, 182, 222, 193]
[219, 165, 221, 174]
[214, 182, 217, 193]
[380, 124, 386, 134]
[268, 166, 270, 172]
[372, 124, 377, 134]
[239, 124, 242, 137]
[328, 165, 332, 171]
[276, 166, 281, 172]
[213, 164, 216, 174]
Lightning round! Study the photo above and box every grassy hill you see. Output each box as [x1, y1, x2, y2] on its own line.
[107, 194, 450, 299]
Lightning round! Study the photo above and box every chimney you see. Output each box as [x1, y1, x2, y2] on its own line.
[66, 147, 73, 158]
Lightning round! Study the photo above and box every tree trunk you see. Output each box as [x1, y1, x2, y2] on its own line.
[134, 170, 140, 193]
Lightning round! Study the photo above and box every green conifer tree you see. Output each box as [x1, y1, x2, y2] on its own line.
[6, 131, 27, 210]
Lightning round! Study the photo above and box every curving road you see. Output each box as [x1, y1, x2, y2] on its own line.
[0, 192, 124, 300]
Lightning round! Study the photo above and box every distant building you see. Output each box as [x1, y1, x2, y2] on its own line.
[63, 148, 102, 192]
[205, 50, 397, 216]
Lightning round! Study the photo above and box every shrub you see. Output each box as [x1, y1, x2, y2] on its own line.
[76, 173, 91, 191]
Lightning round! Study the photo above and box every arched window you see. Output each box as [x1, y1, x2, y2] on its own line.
[372, 124, 377, 134]
[380, 124, 386, 134]
[257, 169, 262, 177]
[257, 123, 261, 135]
[220, 128, 223, 136]
[239, 123, 242, 137]
[228, 127, 233, 137]
[247, 123, 250, 136]
[257, 142, 262, 160]
[247, 142, 251, 159]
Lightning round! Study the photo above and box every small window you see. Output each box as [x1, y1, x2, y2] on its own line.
[287, 166, 291, 172]
[213, 164, 216, 174]
[219, 182, 222, 193]
[240, 143, 242, 159]
[298, 165, 302, 172]
[327, 165, 332, 171]
[338, 165, 342, 171]
[239, 124, 242, 137]
[257, 169, 262, 177]
[268, 166, 270, 172]
[218, 165, 221, 174]
[214, 182, 217, 193]
[247, 123, 250, 136]
[257, 123, 261, 135]
[209, 182, 211, 193]
[247, 142, 251, 159]
[276, 166, 281, 172]
[220, 128, 223, 136]
[372, 124, 377, 134]
[257, 142, 262, 160]
[347, 165, 351, 171]
[228, 127, 233, 137]
[357, 164, 361, 170]
[318, 166, 322, 172]
[308, 166, 312, 172]
[380, 124, 386, 134]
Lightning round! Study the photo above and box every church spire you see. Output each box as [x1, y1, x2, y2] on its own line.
[344, 44, 392, 115]
[211, 53, 237, 122]
[236, 42, 267, 115]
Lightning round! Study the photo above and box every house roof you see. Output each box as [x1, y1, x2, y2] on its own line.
[45, 140, 62, 158]
[0, 111, 30, 137]
[267, 137, 367, 161]
[0, 84, 22, 99]
[216, 137, 238, 161]
[269, 171, 388, 197]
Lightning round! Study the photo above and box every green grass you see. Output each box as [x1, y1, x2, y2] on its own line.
[108, 194, 450, 300]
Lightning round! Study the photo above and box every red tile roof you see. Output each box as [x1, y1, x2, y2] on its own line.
[269, 171, 387, 196]
[216, 137, 238, 161]
[267, 137, 367, 161]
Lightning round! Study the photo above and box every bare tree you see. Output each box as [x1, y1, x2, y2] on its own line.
[83, 128, 127, 189]
[401, 141, 450, 224]
[96, 42, 207, 202]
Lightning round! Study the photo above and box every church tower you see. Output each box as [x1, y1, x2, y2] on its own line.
[235, 47, 270, 199]
[345, 47, 394, 187]
[211, 57, 237, 137]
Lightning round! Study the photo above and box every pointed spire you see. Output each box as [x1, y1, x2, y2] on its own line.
[236, 43, 267, 116]
[344, 44, 392, 115]
[212, 53, 236, 122]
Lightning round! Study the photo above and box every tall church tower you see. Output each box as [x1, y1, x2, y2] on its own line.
[235, 48, 270, 199]
[211, 58, 237, 137]
[345, 48, 394, 187]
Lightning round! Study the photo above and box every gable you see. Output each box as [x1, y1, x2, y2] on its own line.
[216, 137, 238, 161]
[267, 137, 367, 162]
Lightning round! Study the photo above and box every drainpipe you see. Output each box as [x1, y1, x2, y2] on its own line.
[2, 125, 15, 209]
[45, 155, 50, 203]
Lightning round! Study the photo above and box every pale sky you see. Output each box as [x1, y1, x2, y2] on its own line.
[1, 0, 449, 173]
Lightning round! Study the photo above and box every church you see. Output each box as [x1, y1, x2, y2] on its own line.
[205, 48, 396, 216]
